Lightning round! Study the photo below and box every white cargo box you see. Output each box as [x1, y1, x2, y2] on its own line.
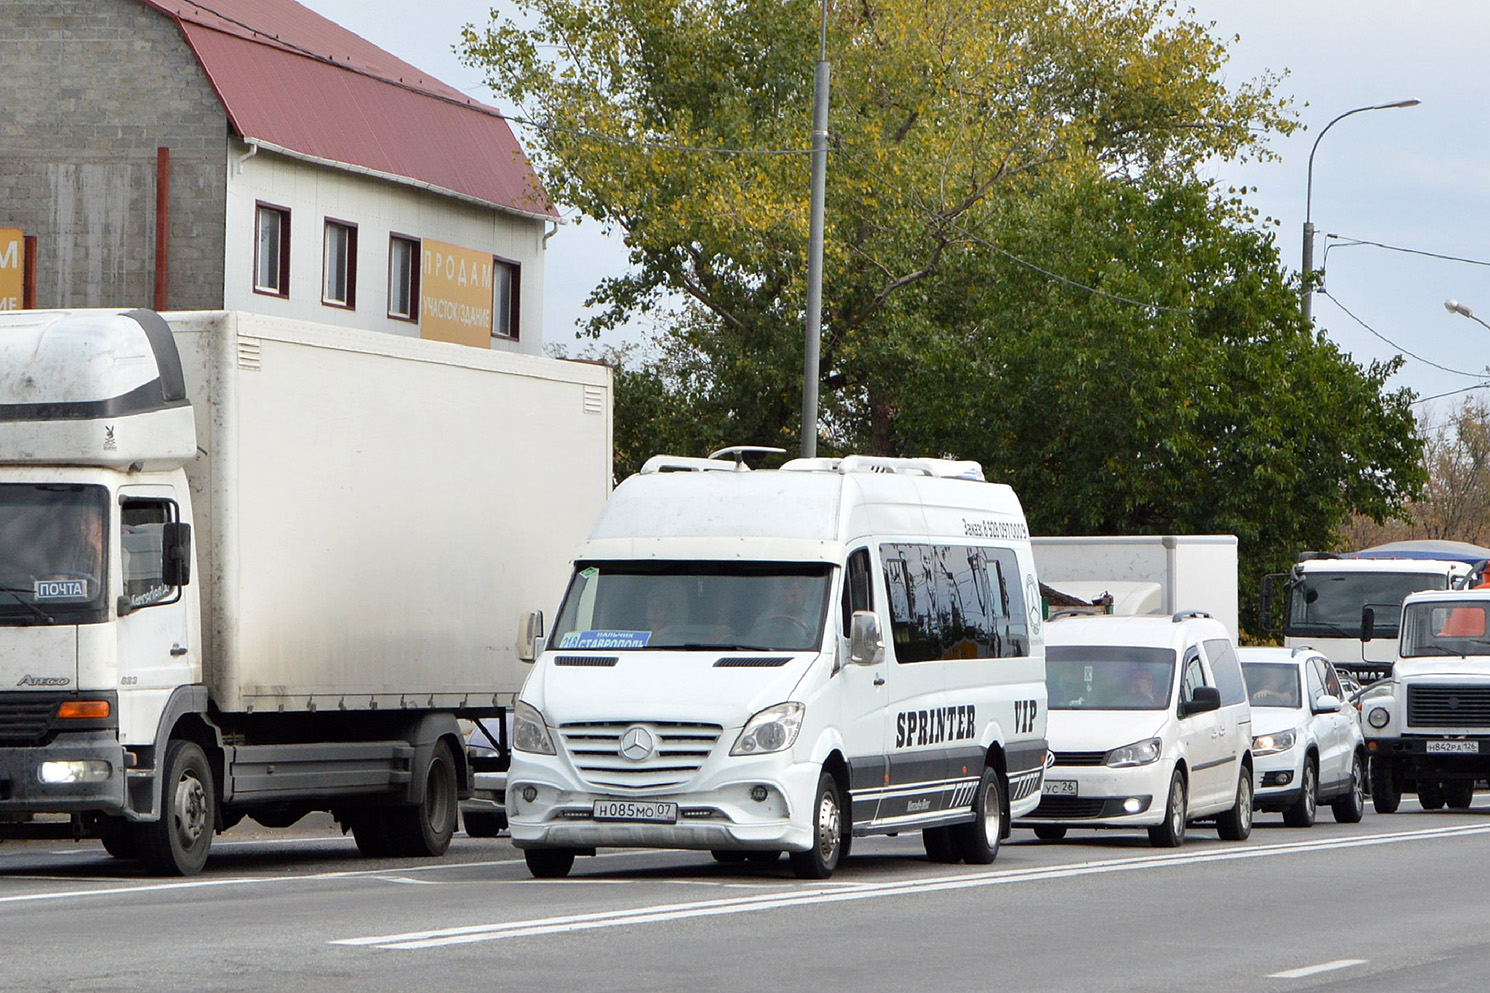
[170, 312, 612, 714]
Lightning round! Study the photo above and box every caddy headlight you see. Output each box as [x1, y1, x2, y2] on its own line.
[1251, 728, 1298, 756]
[731, 702, 805, 756]
[512, 701, 556, 755]
[1105, 737, 1162, 768]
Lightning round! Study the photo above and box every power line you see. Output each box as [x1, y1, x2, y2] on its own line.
[1413, 383, 1490, 406]
[1324, 234, 1490, 269]
[1317, 289, 1485, 378]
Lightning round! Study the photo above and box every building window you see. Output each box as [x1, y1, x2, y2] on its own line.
[492, 257, 519, 340]
[322, 219, 357, 309]
[388, 235, 419, 322]
[254, 204, 290, 297]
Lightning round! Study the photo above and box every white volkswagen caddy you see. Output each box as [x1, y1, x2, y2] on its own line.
[507, 452, 1048, 879]
[1018, 612, 1253, 847]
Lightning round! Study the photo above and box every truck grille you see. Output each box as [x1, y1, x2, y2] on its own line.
[0, 694, 60, 745]
[558, 720, 723, 790]
[1408, 685, 1490, 728]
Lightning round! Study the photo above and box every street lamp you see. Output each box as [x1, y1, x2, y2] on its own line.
[1445, 298, 1490, 333]
[1301, 99, 1420, 321]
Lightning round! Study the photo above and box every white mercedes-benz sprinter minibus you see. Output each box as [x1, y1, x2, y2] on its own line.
[507, 452, 1048, 879]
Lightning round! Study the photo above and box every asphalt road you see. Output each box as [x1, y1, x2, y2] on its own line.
[3, 800, 1488, 993]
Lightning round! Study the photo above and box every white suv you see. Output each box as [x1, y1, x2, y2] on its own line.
[1019, 612, 1254, 847]
[1240, 647, 1366, 827]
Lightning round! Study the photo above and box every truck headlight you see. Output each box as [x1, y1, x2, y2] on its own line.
[39, 760, 111, 784]
[731, 702, 804, 756]
[512, 701, 556, 755]
[1105, 737, 1162, 768]
[1252, 728, 1298, 756]
[1367, 707, 1390, 729]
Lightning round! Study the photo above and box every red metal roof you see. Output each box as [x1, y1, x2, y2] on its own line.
[138, 0, 556, 218]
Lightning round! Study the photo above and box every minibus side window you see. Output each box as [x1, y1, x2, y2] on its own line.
[840, 548, 873, 636]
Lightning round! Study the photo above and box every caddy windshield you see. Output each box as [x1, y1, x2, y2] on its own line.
[550, 561, 832, 652]
[1046, 646, 1176, 711]
[0, 483, 109, 626]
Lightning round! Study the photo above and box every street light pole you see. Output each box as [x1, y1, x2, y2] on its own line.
[1301, 99, 1419, 322]
[800, 0, 830, 459]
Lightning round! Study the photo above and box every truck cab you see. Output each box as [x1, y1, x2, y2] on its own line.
[1359, 588, 1490, 813]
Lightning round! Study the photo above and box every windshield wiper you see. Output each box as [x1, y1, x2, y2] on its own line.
[0, 585, 55, 624]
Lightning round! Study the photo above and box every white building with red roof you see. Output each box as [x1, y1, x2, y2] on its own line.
[1, 0, 557, 352]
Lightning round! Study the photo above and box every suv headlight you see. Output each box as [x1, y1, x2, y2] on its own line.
[1105, 737, 1162, 768]
[512, 701, 556, 755]
[731, 702, 805, 756]
[1252, 728, 1298, 755]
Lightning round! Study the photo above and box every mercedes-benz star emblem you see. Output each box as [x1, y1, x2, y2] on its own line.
[618, 725, 655, 762]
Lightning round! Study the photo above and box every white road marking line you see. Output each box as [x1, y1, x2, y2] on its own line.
[375, 876, 443, 885]
[333, 822, 1490, 949]
[1268, 959, 1367, 979]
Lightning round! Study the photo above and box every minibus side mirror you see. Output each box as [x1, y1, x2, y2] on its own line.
[849, 611, 884, 666]
[518, 610, 545, 664]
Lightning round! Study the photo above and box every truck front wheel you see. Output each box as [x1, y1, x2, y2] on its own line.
[1371, 757, 1401, 814]
[137, 739, 215, 876]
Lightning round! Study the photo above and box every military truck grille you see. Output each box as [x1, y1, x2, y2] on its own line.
[1408, 685, 1490, 728]
[558, 721, 723, 790]
[0, 695, 61, 744]
[1051, 751, 1107, 767]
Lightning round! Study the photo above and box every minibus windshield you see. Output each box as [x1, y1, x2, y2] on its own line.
[550, 561, 832, 653]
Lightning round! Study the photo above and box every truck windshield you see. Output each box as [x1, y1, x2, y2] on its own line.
[1401, 601, 1490, 658]
[1046, 647, 1176, 711]
[1286, 571, 1448, 641]
[550, 561, 832, 652]
[0, 484, 109, 626]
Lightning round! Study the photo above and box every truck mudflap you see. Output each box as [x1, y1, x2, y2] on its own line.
[0, 730, 128, 815]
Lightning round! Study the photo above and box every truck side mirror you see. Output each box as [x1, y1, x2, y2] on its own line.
[849, 610, 884, 666]
[1360, 606, 1375, 644]
[518, 610, 545, 664]
[1258, 573, 1280, 631]
[161, 522, 191, 588]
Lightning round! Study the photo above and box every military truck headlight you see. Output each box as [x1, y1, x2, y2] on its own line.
[1367, 707, 1390, 729]
[512, 701, 556, 755]
[731, 702, 804, 755]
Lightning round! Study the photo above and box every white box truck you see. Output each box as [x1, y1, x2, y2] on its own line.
[1032, 535, 1239, 640]
[0, 309, 611, 874]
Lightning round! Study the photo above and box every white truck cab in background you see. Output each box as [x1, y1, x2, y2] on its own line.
[0, 309, 611, 874]
[1260, 541, 1490, 680]
[507, 452, 1048, 879]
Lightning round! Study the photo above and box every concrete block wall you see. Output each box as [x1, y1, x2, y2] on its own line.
[0, 0, 228, 310]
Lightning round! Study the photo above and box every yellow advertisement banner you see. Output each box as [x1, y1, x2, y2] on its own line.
[420, 239, 493, 347]
[0, 229, 23, 311]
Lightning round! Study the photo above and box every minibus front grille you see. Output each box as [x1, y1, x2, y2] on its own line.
[553, 656, 620, 667]
[713, 657, 791, 668]
[558, 720, 723, 790]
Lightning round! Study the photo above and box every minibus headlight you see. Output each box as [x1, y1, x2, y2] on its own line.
[731, 702, 805, 756]
[512, 701, 556, 755]
[1104, 737, 1162, 768]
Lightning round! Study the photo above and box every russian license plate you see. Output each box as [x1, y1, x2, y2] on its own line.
[1042, 779, 1078, 797]
[1426, 740, 1480, 754]
[592, 799, 678, 823]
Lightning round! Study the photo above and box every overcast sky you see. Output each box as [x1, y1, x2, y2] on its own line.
[299, 0, 1490, 420]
